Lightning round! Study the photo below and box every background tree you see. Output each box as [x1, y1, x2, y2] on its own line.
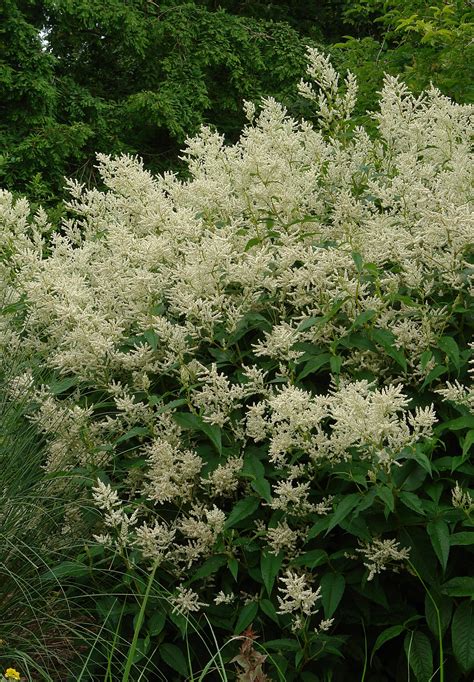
[1, 0, 472, 208]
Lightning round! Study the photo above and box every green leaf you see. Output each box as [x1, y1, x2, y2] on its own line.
[377, 486, 394, 514]
[159, 643, 189, 677]
[41, 561, 90, 582]
[462, 429, 474, 457]
[234, 601, 258, 634]
[243, 453, 272, 502]
[148, 611, 166, 637]
[436, 415, 474, 433]
[370, 624, 405, 665]
[441, 577, 474, 597]
[421, 364, 448, 388]
[189, 555, 227, 583]
[245, 236, 262, 251]
[298, 316, 324, 332]
[143, 329, 159, 350]
[296, 353, 331, 381]
[438, 336, 460, 369]
[450, 532, 474, 546]
[352, 251, 363, 271]
[351, 309, 377, 328]
[409, 447, 432, 475]
[260, 599, 279, 624]
[261, 551, 283, 597]
[452, 601, 474, 673]
[320, 573, 345, 619]
[172, 412, 222, 454]
[424, 593, 452, 638]
[116, 426, 150, 444]
[151, 397, 188, 411]
[307, 515, 332, 540]
[224, 496, 260, 529]
[326, 493, 360, 534]
[372, 328, 407, 371]
[228, 557, 238, 581]
[404, 631, 433, 682]
[330, 355, 343, 374]
[48, 376, 78, 395]
[291, 549, 328, 569]
[264, 639, 300, 651]
[427, 519, 450, 572]
[251, 476, 272, 503]
[399, 491, 425, 515]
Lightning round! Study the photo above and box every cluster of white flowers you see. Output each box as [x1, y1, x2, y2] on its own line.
[1, 48, 472, 630]
[246, 379, 437, 484]
[451, 482, 473, 513]
[356, 538, 411, 581]
[277, 570, 322, 625]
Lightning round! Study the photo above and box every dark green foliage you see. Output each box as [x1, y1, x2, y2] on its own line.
[1, 0, 316, 205]
[2, 1, 472, 208]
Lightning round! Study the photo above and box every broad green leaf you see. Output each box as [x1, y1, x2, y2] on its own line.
[351, 309, 377, 328]
[48, 376, 78, 395]
[41, 561, 89, 582]
[420, 350, 432, 371]
[352, 251, 363, 271]
[297, 299, 347, 332]
[148, 611, 166, 637]
[413, 450, 432, 475]
[243, 454, 272, 502]
[189, 555, 227, 583]
[172, 412, 222, 454]
[462, 429, 474, 457]
[159, 643, 189, 677]
[395, 461, 428, 492]
[245, 236, 261, 251]
[370, 624, 405, 664]
[339, 514, 371, 541]
[404, 631, 433, 681]
[264, 639, 301, 651]
[291, 549, 328, 569]
[372, 328, 407, 371]
[225, 496, 260, 529]
[326, 493, 360, 534]
[377, 486, 394, 514]
[320, 573, 345, 619]
[421, 364, 447, 389]
[251, 476, 272, 503]
[143, 329, 159, 350]
[438, 336, 460, 369]
[424, 593, 452, 638]
[296, 353, 331, 381]
[307, 515, 332, 540]
[261, 551, 283, 596]
[301, 673, 320, 682]
[260, 598, 279, 624]
[330, 355, 342, 374]
[450, 532, 474, 546]
[452, 601, 474, 673]
[298, 316, 324, 332]
[116, 426, 150, 444]
[441, 577, 474, 597]
[152, 397, 188, 412]
[228, 557, 238, 581]
[234, 601, 258, 634]
[399, 491, 425, 515]
[427, 519, 450, 572]
[436, 415, 474, 433]
[199, 422, 222, 455]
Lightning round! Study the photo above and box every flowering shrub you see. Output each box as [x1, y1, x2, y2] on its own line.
[1, 49, 473, 680]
